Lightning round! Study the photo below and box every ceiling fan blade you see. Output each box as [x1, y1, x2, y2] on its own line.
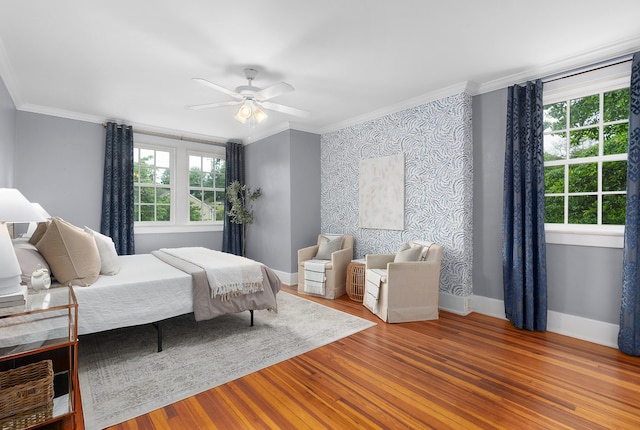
[261, 101, 310, 117]
[255, 82, 294, 101]
[187, 100, 242, 110]
[192, 78, 243, 100]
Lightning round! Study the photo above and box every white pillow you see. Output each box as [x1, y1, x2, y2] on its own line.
[394, 243, 422, 262]
[84, 227, 121, 276]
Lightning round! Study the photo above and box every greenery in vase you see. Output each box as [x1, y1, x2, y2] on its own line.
[226, 180, 262, 256]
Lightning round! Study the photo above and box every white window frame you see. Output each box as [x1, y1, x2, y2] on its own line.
[133, 133, 226, 234]
[187, 151, 226, 224]
[133, 145, 175, 225]
[543, 61, 631, 249]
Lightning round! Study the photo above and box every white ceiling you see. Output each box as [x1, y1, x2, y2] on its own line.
[1, 1, 639, 143]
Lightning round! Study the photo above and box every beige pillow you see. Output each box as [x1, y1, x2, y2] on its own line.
[36, 218, 101, 286]
[315, 234, 344, 260]
[394, 243, 422, 262]
[28, 221, 50, 245]
[84, 227, 120, 276]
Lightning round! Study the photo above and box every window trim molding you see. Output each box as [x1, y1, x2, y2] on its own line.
[543, 61, 630, 249]
[133, 132, 225, 234]
[545, 224, 624, 248]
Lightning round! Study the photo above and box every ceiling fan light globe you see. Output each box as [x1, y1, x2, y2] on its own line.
[234, 111, 247, 123]
[235, 103, 253, 123]
[254, 108, 268, 123]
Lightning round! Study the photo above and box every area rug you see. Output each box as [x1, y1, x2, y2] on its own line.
[78, 291, 375, 429]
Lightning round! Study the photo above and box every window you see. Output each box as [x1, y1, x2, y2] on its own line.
[133, 147, 172, 222]
[133, 134, 226, 233]
[543, 60, 631, 248]
[188, 154, 226, 222]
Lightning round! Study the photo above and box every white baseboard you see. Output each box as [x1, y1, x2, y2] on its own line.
[275, 270, 297, 286]
[471, 295, 619, 348]
[278, 273, 619, 348]
[438, 292, 473, 316]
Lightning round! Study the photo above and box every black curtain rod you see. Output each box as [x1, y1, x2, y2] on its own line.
[102, 123, 227, 147]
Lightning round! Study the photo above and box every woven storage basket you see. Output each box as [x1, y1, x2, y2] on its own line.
[346, 261, 366, 302]
[0, 360, 54, 420]
[0, 402, 53, 429]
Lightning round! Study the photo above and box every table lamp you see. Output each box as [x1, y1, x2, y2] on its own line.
[0, 188, 47, 295]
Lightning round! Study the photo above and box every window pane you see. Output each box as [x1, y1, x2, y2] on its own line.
[156, 187, 171, 204]
[603, 123, 629, 155]
[134, 204, 140, 222]
[215, 159, 226, 188]
[140, 205, 155, 221]
[133, 186, 140, 203]
[544, 133, 566, 161]
[190, 200, 203, 221]
[189, 168, 202, 187]
[156, 205, 170, 221]
[140, 187, 155, 203]
[545, 196, 564, 223]
[139, 161, 154, 183]
[603, 194, 626, 225]
[190, 189, 202, 201]
[568, 163, 597, 193]
[155, 168, 170, 185]
[203, 172, 214, 188]
[544, 165, 564, 193]
[215, 192, 225, 221]
[140, 149, 155, 165]
[156, 151, 171, 168]
[604, 88, 630, 122]
[569, 127, 599, 158]
[602, 161, 627, 192]
[570, 94, 599, 127]
[544, 102, 566, 131]
[568, 195, 597, 224]
[202, 157, 214, 172]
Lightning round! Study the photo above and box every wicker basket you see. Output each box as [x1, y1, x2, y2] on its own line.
[0, 360, 54, 420]
[346, 261, 366, 302]
[0, 402, 53, 429]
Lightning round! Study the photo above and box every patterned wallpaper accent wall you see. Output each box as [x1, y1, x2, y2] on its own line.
[321, 92, 473, 297]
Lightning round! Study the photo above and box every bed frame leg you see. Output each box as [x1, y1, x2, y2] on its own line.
[250, 310, 254, 326]
[152, 321, 163, 352]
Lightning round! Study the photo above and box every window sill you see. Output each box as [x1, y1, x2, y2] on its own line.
[134, 224, 223, 235]
[545, 225, 624, 248]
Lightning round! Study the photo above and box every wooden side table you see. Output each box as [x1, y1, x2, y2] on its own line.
[346, 259, 366, 302]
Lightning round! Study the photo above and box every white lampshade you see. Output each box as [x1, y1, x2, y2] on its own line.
[0, 189, 47, 295]
[0, 189, 47, 223]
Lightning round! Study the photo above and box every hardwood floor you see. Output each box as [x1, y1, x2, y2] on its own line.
[101, 285, 640, 429]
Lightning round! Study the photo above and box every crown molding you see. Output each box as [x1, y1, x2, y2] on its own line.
[475, 36, 640, 95]
[319, 81, 472, 135]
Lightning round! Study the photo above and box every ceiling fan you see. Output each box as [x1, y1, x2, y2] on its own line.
[188, 68, 309, 125]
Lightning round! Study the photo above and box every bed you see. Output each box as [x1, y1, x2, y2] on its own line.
[73, 250, 281, 344]
[10, 219, 282, 352]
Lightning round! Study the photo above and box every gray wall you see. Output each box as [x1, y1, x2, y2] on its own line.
[14, 111, 104, 227]
[245, 129, 321, 273]
[0, 75, 15, 187]
[472, 89, 623, 324]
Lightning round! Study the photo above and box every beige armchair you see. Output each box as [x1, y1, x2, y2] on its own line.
[298, 234, 354, 299]
[364, 242, 443, 322]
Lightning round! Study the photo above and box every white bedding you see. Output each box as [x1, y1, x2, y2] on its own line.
[73, 254, 193, 335]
